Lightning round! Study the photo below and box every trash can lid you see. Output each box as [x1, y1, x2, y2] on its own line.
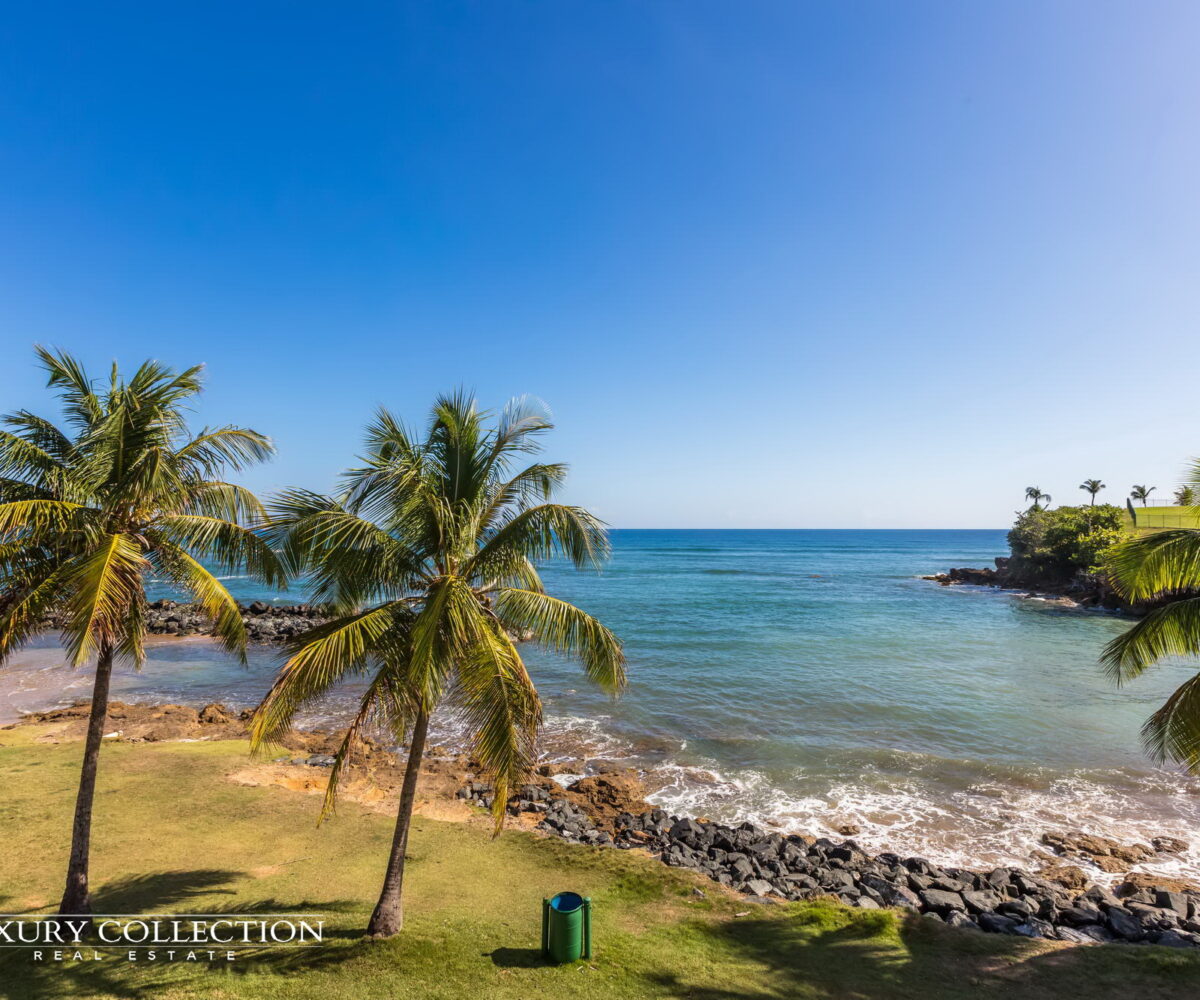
[549, 892, 584, 912]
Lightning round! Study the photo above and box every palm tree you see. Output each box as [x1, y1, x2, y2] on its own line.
[1102, 462, 1200, 769]
[0, 348, 282, 925]
[1174, 485, 1196, 506]
[1024, 486, 1051, 510]
[251, 394, 625, 939]
[1079, 479, 1105, 505]
[1131, 484, 1156, 506]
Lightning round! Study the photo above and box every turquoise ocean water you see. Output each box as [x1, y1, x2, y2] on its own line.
[5, 529, 1198, 880]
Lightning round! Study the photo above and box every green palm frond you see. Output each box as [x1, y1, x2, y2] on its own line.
[490, 395, 553, 465]
[469, 503, 608, 580]
[343, 410, 433, 528]
[0, 430, 66, 484]
[250, 602, 414, 748]
[151, 542, 249, 660]
[35, 345, 103, 430]
[178, 427, 275, 476]
[1106, 529, 1200, 601]
[1101, 597, 1200, 685]
[478, 463, 568, 534]
[0, 562, 68, 659]
[265, 490, 422, 607]
[319, 668, 418, 822]
[156, 514, 286, 589]
[0, 478, 58, 503]
[2, 410, 76, 461]
[454, 619, 541, 830]
[60, 533, 148, 666]
[0, 498, 88, 537]
[494, 588, 626, 693]
[428, 391, 492, 506]
[406, 576, 476, 707]
[1141, 674, 1200, 770]
[181, 481, 269, 524]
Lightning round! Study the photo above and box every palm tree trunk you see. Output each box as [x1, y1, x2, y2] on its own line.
[58, 642, 114, 924]
[366, 708, 429, 938]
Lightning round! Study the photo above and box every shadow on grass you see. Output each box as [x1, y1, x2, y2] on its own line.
[93, 870, 359, 918]
[93, 869, 242, 913]
[0, 869, 372, 1000]
[488, 946, 547, 968]
[641, 906, 1200, 1000]
[0, 956, 182, 1000]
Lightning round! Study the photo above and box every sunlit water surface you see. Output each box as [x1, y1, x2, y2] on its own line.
[5, 530, 1198, 881]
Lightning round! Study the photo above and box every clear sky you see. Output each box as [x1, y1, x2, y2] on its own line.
[1, 2, 1198, 527]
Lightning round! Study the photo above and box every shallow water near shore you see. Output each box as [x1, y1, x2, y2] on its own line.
[4, 529, 1199, 883]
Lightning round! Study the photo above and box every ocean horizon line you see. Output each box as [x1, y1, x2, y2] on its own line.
[605, 526, 1009, 532]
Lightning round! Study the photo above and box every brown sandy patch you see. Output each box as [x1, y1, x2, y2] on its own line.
[227, 759, 478, 825]
[6, 699, 652, 838]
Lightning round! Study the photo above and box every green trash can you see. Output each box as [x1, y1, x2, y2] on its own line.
[541, 891, 592, 963]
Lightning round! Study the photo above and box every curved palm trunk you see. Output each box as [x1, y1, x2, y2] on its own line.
[366, 709, 429, 938]
[58, 643, 114, 924]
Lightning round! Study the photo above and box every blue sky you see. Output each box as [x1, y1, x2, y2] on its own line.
[2, 2, 1198, 527]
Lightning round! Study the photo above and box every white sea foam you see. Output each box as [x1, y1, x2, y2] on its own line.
[643, 754, 1200, 885]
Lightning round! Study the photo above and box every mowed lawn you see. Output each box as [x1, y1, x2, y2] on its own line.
[1, 726, 1198, 999]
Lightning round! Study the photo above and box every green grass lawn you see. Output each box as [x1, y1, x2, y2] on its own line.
[2, 726, 1199, 999]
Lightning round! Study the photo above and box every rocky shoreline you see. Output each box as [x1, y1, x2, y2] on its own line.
[144, 599, 332, 642]
[923, 559, 1132, 611]
[44, 600, 532, 645]
[13, 699, 1199, 950]
[461, 782, 1200, 948]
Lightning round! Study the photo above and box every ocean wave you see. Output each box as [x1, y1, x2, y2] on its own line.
[642, 755, 1200, 885]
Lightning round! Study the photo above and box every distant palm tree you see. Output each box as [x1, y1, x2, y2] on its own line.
[1079, 479, 1105, 505]
[252, 394, 625, 939]
[1103, 461, 1200, 770]
[1131, 484, 1156, 506]
[1174, 485, 1196, 506]
[0, 348, 282, 926]
[1024, 486, 1051, 510]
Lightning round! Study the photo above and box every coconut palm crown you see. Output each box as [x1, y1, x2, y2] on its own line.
[1079, 479, 1105, 504]
[1024, 486, 1051, 510]
[1130, 484, 1156, 506]
[1102, 460, 1200, 769]
[0, 347, 283, 920]
[251, 393, 625, 937]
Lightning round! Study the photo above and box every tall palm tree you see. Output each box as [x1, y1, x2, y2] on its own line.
[1024, 486, 1051, 510]
[1079, 479, 1105, 505]
[0, 348, 282, 924]
[1102, 463, 1200, 769]
[1131, 484, 1156, 506]
[251, 394, 625, 939]
[1174, 485, 1196, 507]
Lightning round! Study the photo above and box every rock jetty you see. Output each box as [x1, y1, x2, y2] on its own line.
[144, 599, 331, 641]
[43, 600, 534, 645]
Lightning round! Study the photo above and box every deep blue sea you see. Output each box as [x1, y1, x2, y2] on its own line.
[5, 529, 1199, 880]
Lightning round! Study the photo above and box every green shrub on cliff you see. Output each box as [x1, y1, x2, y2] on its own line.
[1006, 504, 1129, 586]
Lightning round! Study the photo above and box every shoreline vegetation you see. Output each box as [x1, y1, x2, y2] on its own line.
[926, 502, 1137, 611]
[10, 699, 1200, 951]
